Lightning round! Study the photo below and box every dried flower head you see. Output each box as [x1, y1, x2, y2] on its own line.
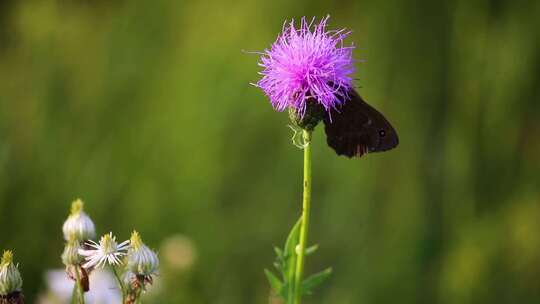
[256, 16, 355, 118]
[62, 199, 96, 241]
[79, 233, 130, 269]
[127, 231, 159, 276]
[0, 251, 22, 296]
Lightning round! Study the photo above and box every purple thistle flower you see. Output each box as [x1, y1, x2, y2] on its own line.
[256, 16, 355, 117]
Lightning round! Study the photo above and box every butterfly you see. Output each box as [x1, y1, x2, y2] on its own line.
[323, 89, 399, 158]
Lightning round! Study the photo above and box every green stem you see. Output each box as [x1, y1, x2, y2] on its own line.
[74, 267, 85, 304]
[71, 282, 77, 304]
[135, 296, 142, 304]
[112, 266, 126, 303]
[135, 285, 143, 304]
[294, 129, 312, 304]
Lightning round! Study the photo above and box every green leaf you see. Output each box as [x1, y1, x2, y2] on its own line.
[284, 218, 302, 259]
[282, 282, 291, 300]
[274, 246, 283, 258]
[265, 269, 284, 296]
[305, 244, 319, 256]
[302, 267, 333, 295]
[284, 218, 302, 285]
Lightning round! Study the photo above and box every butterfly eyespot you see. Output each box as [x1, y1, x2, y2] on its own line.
[379, 130, 386, 137]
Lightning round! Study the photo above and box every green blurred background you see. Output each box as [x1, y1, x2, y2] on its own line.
[1, 0, 539, 303]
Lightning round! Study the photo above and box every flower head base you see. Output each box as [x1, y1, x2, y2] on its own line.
[127, 231, 159, 276]
[0, 251, 22, 296]
[79, 233, 130, 269]
[62, 235, 84, 266]
[123, 271, 154, 295]
[62, 199, 96, 241]
[256, 16, 355, 118]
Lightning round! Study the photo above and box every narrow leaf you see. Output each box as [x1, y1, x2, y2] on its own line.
[284, 217, 302, 299]
[302, 267, 333, 295]
[284, 218, 302, 259]
[305, 244, 319, 256]
[274, 246, 283, 258]
[265, 269, 284, 296]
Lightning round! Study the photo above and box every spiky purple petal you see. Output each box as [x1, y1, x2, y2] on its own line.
[256, 16, 355, 117]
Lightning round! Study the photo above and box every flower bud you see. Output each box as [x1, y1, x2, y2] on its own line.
[62, 236, 84, 266]
[0, 251, 22, 296]
[127, 231, 159, 276]
[62, 199, 96, 241]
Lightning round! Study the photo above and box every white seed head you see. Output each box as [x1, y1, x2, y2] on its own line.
[79, 232, 130, 269]
[0, 251, 23, 296]
[127, 231, 159, 276]
[62, 199, 96, 241]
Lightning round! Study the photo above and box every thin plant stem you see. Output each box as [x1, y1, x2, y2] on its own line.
[71, 282, 77, 304]
[74, 267, 85, 304]
[294, 129, 312, 304]
[135, 285, 143, 304]
[111, 266, 126, 303]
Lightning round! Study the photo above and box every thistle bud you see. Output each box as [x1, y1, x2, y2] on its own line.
[0, 251, 23, 297]
[62, 199, 96, 241]
[127, 231, 159, 276]
[62, 236, 84, 266]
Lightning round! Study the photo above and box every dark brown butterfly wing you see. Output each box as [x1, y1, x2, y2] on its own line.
[324, 89, 399, 158]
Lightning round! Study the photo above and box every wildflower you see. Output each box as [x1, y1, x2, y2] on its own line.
[0, 251, 23, 298]
[254, 16, 399, 156]
[127, 231, 159, 276]
[256, 16, 355, 120]
[62, 199, 96, 241]
[79, 233, 129, 269]
[122, 232, 159, 303]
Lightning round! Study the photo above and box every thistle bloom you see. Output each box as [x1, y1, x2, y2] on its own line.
[0, 251, 22, 297]
[256, 16, 355, 117]
[127, 231, 159, 276]
[62, 199, 96, 241]
[79, 233, 130, 269]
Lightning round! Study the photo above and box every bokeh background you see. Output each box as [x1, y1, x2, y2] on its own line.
[1, 0, 539, 303]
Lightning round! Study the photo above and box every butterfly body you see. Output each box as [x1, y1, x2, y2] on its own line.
[323, 89, 399, 158]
